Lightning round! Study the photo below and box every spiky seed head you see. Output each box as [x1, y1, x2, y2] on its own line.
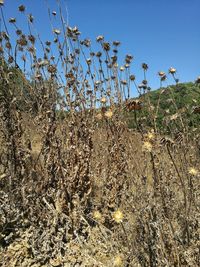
[113, 210, 123, 223]
[169, 67, 176, 74]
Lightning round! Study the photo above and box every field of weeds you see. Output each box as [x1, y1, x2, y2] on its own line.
[0, 1, 200, 266]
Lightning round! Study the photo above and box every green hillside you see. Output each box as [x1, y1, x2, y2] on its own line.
[127, 82, 200, 132]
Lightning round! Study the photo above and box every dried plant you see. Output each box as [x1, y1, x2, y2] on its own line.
[0, 2, 199, 267]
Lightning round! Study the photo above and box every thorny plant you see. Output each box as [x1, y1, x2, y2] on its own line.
[0, 1, 200, 266]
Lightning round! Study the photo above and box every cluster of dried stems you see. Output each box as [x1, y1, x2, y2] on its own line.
[0, 1, 200, 267]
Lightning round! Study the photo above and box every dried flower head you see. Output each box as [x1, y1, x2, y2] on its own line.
[125, 99, 142, 111]
[142, 63, 148, 70]
[18, 5, 25, 12]
[103, 42, 110, 51]
[96, 35, 104, 42]
[16, 29, 22, 36]
[105, 109, 113, 119]
[96, 113, 103, 120]
[130, 74, 136, 81]
[5, 42, 11, 49]
[93, 210, 102, 221]
[8, 56, 14, 63]
[17, 35, 28, 46]
[47, 64, 57, 74]
[192, 106, 200, 114]
[86, 58, 92, 65]
[27, 46, 35, 53]
[113, 41, 121, 46]
[45, 41, 51, 46]
[53, 29, 61, 35]
[96, 51, 102, 57]
[9, 18, 16, 23]
[169, 67, 176, 74]
[28, 34, 35, 44]
[121, 80, 127, 85]
[52, 11, 57, 16]
[146, 130, 155, 140]
[188, 167, 198, 176]
[28, 14, 34, 23]
[113, 209, 123, 223]
[161, 74, 167, 81]
[100, 97, 107, 104]
[142, 141, 153, 152]
[2, 32, 9, 40]
[125, 54, 133, 64]
[158, 71, 165, 77]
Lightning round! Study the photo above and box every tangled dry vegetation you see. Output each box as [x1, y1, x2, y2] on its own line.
[0, 1, 200, 266]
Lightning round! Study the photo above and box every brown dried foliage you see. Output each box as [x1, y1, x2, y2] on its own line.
[0, 2, 200, 267]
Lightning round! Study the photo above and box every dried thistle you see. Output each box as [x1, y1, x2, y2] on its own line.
[18, 5, 25, 12]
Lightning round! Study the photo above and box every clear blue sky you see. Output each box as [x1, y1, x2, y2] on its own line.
[1, 0, 200, 91]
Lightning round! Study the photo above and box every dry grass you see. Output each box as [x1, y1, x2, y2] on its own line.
[0, 1, 200, 266]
